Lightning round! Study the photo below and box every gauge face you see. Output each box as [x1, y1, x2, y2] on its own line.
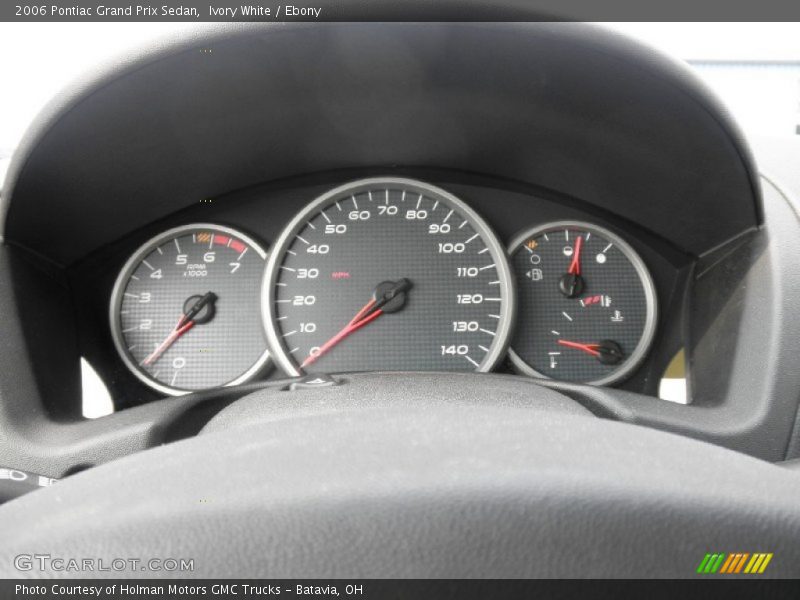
[263, 178, 515, 375]
[508, 221, 657, 385]
[110, 224, 270, 395]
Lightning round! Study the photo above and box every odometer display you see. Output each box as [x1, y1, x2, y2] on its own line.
[263, 178, 514, 375]
[110, 224, 269, 395]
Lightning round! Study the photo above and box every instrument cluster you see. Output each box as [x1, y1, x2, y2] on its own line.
[107, 177, 660, 396]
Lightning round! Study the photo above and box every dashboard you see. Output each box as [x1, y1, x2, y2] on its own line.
[3, 22, 799, 468]
[71, 172, 687, 407]
[6, 20, 800, 579]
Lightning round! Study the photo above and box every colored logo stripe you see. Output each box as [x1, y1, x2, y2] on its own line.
[697, 553, 773, 574]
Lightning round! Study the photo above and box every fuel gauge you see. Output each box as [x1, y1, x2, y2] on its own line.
[508, 221, 657, 385]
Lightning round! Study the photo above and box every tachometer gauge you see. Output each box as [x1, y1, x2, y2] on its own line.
[110, 224, 270, 395]
[263, 178, 515, 375]
[508, 221, 657, 385]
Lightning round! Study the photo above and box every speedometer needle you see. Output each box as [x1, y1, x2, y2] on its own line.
[301, 278, 412, 369]
[142, 292, 217, 366]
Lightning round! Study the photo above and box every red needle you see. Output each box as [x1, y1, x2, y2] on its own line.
[142, 316, 195, 366]
[558, 339, 601, 357]
[301, 300, 384, 369]
[568, 235, 584, 275]
[300, 278, 413, 370]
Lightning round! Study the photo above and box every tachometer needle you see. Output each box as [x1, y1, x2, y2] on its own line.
[301, 278, 412, 369]
[142, 292, 217, 366]
[558, 338, 623, 365]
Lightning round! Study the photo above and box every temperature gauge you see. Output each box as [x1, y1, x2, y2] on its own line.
[508, 221, 657, 385]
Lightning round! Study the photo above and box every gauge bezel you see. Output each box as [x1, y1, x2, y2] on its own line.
[507, 220, 658, 386]
[109, 222, 270, 396]
[262, 177, 516, 377]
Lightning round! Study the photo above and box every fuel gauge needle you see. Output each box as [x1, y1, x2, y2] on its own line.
[142, 292, 217, 366]
[559, 235, 585, 298]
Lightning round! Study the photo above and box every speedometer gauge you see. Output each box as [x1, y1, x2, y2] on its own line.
[110, 223, 270, 395]
[507, 221, 657, 385]
[263, 178, 515, 375]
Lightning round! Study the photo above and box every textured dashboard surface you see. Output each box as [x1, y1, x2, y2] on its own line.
[2, 374, 800, 578]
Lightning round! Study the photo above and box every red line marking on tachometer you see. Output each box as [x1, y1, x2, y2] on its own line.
[230, 240, 246, 253]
